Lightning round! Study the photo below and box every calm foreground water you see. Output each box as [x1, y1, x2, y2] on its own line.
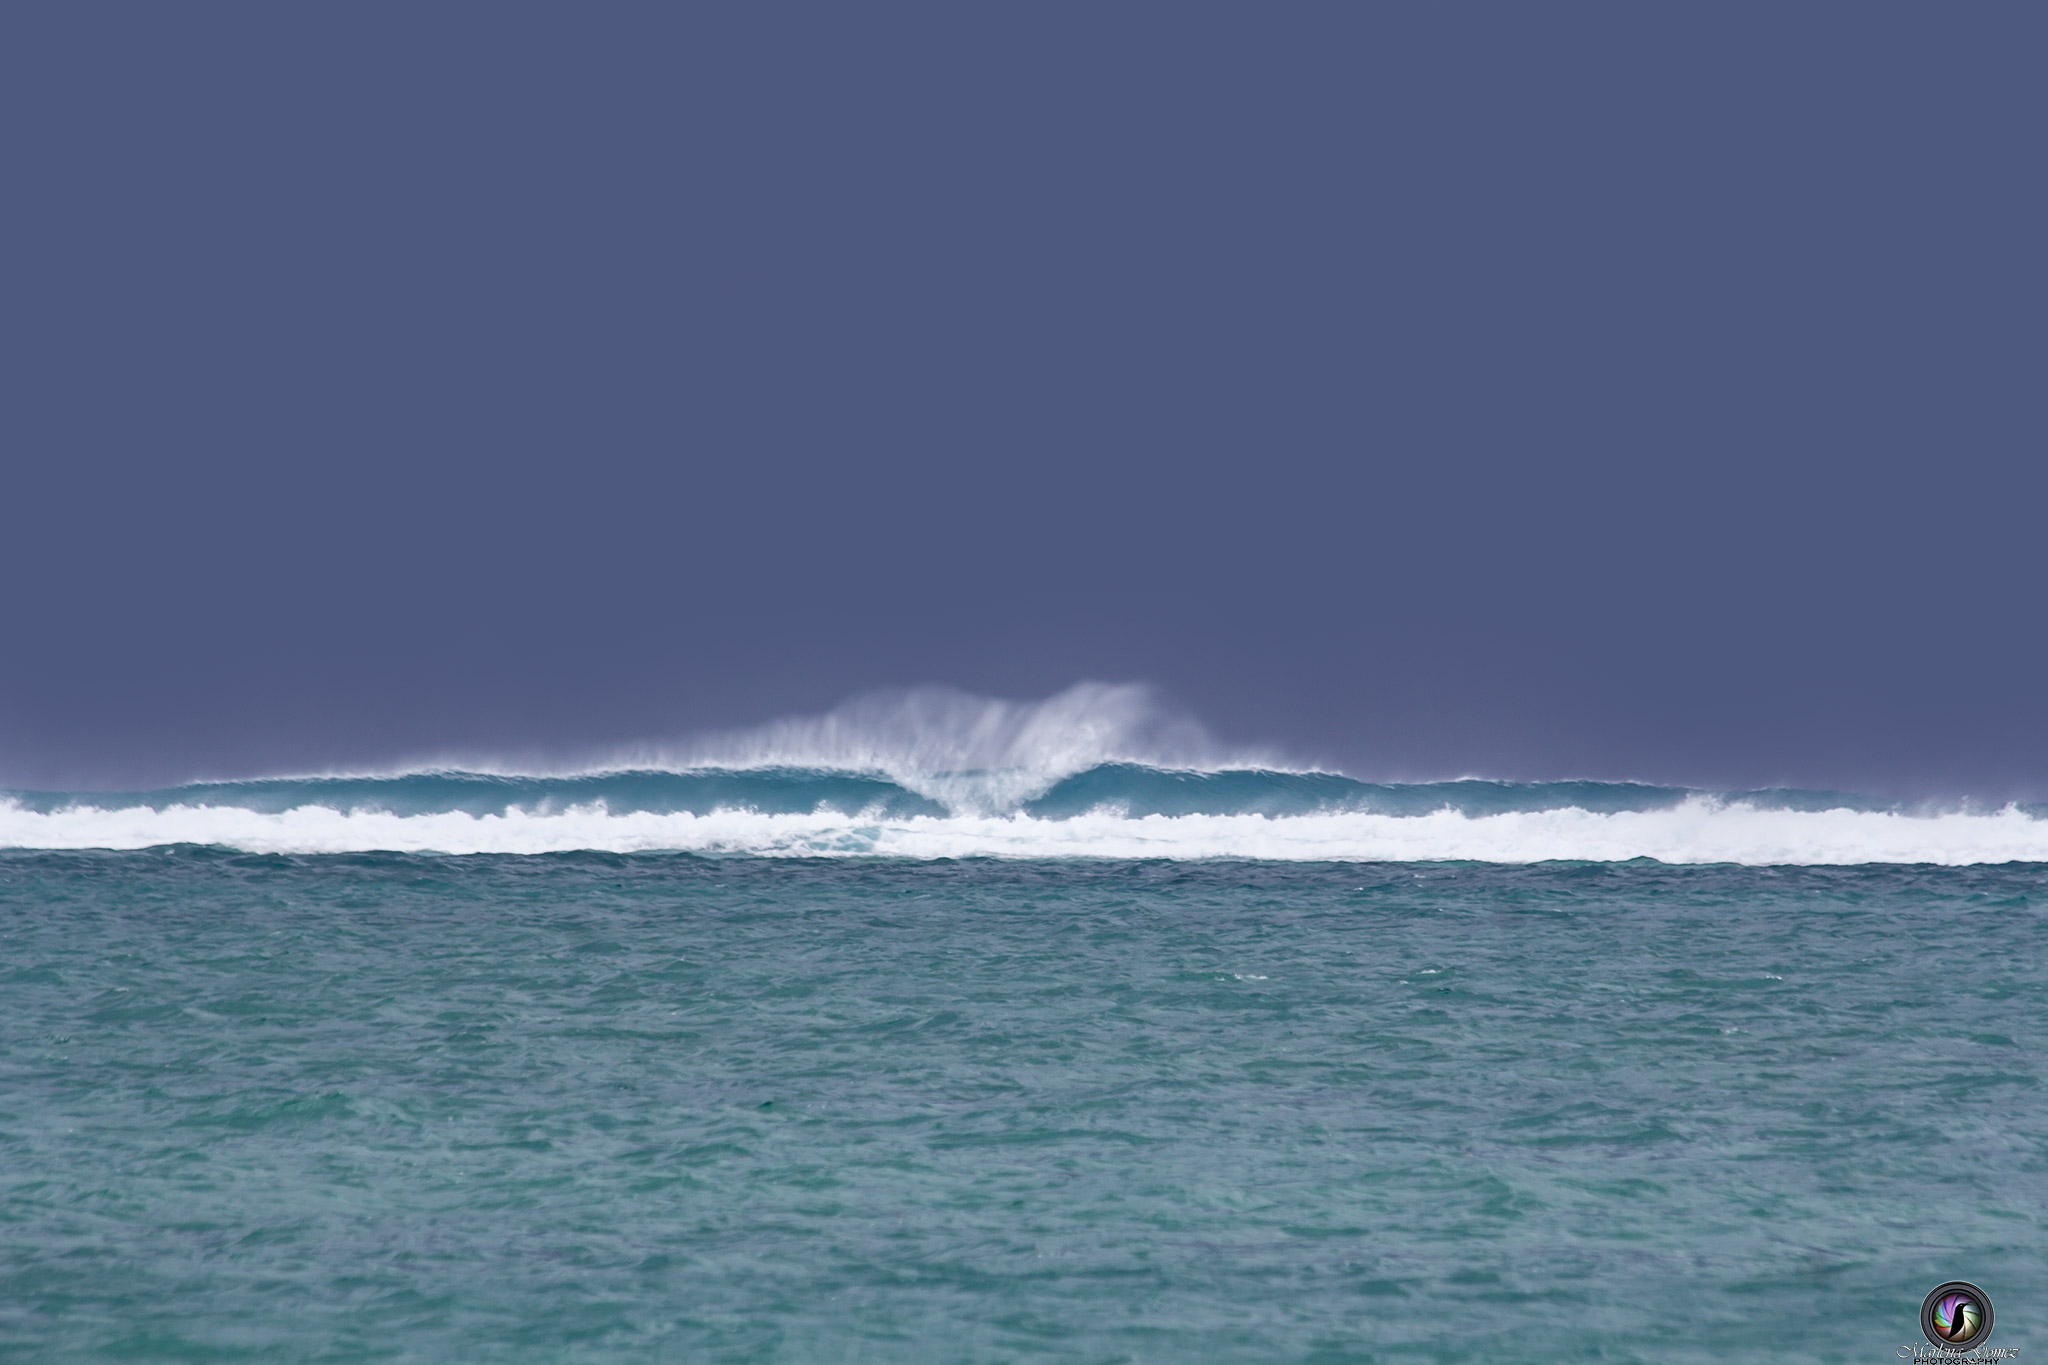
[2, 850, 2041, 1362]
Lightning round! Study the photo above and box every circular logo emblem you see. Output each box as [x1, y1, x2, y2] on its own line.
[1920, 1281, 1993, 1350]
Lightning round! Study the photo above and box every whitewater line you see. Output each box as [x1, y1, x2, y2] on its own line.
[3, 799, 2046, 865]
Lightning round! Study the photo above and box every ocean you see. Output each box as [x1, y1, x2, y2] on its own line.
[3, 754, 2043, 1361]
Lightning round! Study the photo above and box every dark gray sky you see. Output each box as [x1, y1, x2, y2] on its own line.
[2, 5, 2043, 795]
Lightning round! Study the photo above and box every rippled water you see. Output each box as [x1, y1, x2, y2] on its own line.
[3, 851, 2041, 1361]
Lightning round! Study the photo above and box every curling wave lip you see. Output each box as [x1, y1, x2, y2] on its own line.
[296, 682, 1285, 815]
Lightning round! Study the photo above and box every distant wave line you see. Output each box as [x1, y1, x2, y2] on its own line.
[155, 683, 1291, 812]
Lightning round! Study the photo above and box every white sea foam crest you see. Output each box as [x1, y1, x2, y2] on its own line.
[4, 798, 2048, 864]
[611, 682, 1243, 814]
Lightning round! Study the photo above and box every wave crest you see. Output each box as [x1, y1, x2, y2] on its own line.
[608, 682, 1251, 814]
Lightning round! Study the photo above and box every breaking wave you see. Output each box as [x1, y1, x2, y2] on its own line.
[3, 770, 2045, 865]
[6, 686, 2043, 864]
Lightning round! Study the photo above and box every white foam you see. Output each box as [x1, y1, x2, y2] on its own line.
[4, 797, 2046, 864]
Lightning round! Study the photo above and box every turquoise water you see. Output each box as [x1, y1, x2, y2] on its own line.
[3, 849, 2041, 1361]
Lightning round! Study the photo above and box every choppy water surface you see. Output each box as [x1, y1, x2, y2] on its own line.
[3, 852, 2042, 1362]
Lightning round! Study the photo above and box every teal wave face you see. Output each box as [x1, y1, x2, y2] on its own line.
[0, 770, 948, 819]
[1022, 767, 1717, 818]
[0, 765, 1944, 821]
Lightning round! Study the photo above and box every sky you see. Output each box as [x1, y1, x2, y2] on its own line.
[1, 5, 2043, 796]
